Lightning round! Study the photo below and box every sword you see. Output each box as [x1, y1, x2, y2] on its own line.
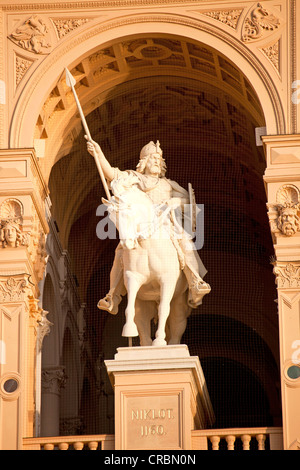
[65, 67, 111, 200]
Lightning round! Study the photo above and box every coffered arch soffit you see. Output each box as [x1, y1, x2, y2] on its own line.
[9, 12, 285, 183]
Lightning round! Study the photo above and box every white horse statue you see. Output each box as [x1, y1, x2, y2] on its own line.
[103, 173, 191, 346]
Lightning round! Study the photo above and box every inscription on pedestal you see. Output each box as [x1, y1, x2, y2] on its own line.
[124, 393, 182, 450]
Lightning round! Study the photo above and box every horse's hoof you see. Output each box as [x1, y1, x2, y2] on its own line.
[122, 322, 139, 337]
[152, 338, 167, 347]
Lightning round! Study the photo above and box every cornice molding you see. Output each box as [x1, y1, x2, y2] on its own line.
[2, 0, 212, 10]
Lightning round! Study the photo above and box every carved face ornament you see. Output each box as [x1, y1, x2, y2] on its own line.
[277, 205, 300, 237]
[0, 221, 21, 247]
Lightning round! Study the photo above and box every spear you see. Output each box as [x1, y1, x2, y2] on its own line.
[65, 67, 111, 200]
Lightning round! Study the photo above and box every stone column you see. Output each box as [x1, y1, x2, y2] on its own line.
[0, 149, 48, 449]
[263, 135, 300, 449]
[41, 366, 66, 437]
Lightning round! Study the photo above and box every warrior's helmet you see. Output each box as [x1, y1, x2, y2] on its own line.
[136, 140, 166, 176]
[140, 140, 162, 159]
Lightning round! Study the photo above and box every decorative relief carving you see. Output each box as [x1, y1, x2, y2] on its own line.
[0, 198, 23, 221]
[0, 199, 29, 248]
[261, 40, 280, 72]
[273, 263, 300, 289]
[202, 9, 243, 29]
[36, 309, 52, 352]
[9, 15, 51, 54]
[15, 55, 34, 86]
[27, 293, 52, 340]
[51, 18, 89, 39]
[26, 209, 47, 281]
[0, 274, 31, 302]
[267, 185, 300, 237]
[241, 3, 281, 42]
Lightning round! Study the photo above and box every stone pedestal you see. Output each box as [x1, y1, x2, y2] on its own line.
[105, 345, 214, 450]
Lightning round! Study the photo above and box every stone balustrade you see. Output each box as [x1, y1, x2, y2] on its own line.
[22, 434, 115, 450]
[191, 427, 283, 450]
[22, 427, 283, 450]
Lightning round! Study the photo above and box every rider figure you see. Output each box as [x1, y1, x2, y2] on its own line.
[86, 138, 210, 314]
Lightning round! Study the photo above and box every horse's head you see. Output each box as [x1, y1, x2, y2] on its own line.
[111, 173, 140, 198]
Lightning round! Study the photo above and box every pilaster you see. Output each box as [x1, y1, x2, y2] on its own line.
[0, 148, 48, 449]
[263, 134, 300, 450]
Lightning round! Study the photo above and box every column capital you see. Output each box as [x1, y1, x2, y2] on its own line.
[272, 261, 300, 289]
[41, 366, 66, 396]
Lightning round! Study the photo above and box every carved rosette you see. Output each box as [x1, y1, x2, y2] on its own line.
[267, 185, 300, 237]
[273, 262, 300, 289]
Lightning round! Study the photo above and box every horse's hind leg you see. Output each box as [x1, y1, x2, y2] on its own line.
[152, 280, 176, 347]
[167, 293, 190, 345]
[135, 300, 155, 346]
[122, 272, 143, 338]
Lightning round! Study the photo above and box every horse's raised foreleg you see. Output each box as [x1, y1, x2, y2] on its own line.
[122, 272, 143, 338]
[152, 280, 176, 346]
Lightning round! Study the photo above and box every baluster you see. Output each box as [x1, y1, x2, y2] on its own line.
[73, 441, 84, 450]
[241, 434, 251, 450]
[58, 442, 69, 450]
[256, 434, 266, 450]
[225, 435, 236, 450]
[43, 443, 54, 450]
[210, 435, 220, 450]
[88, 441, 98, 450]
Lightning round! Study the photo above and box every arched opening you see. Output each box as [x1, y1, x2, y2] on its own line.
[42, 32, 280, 434]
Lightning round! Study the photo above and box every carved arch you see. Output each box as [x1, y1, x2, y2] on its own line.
[9, 12, 285, 164]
